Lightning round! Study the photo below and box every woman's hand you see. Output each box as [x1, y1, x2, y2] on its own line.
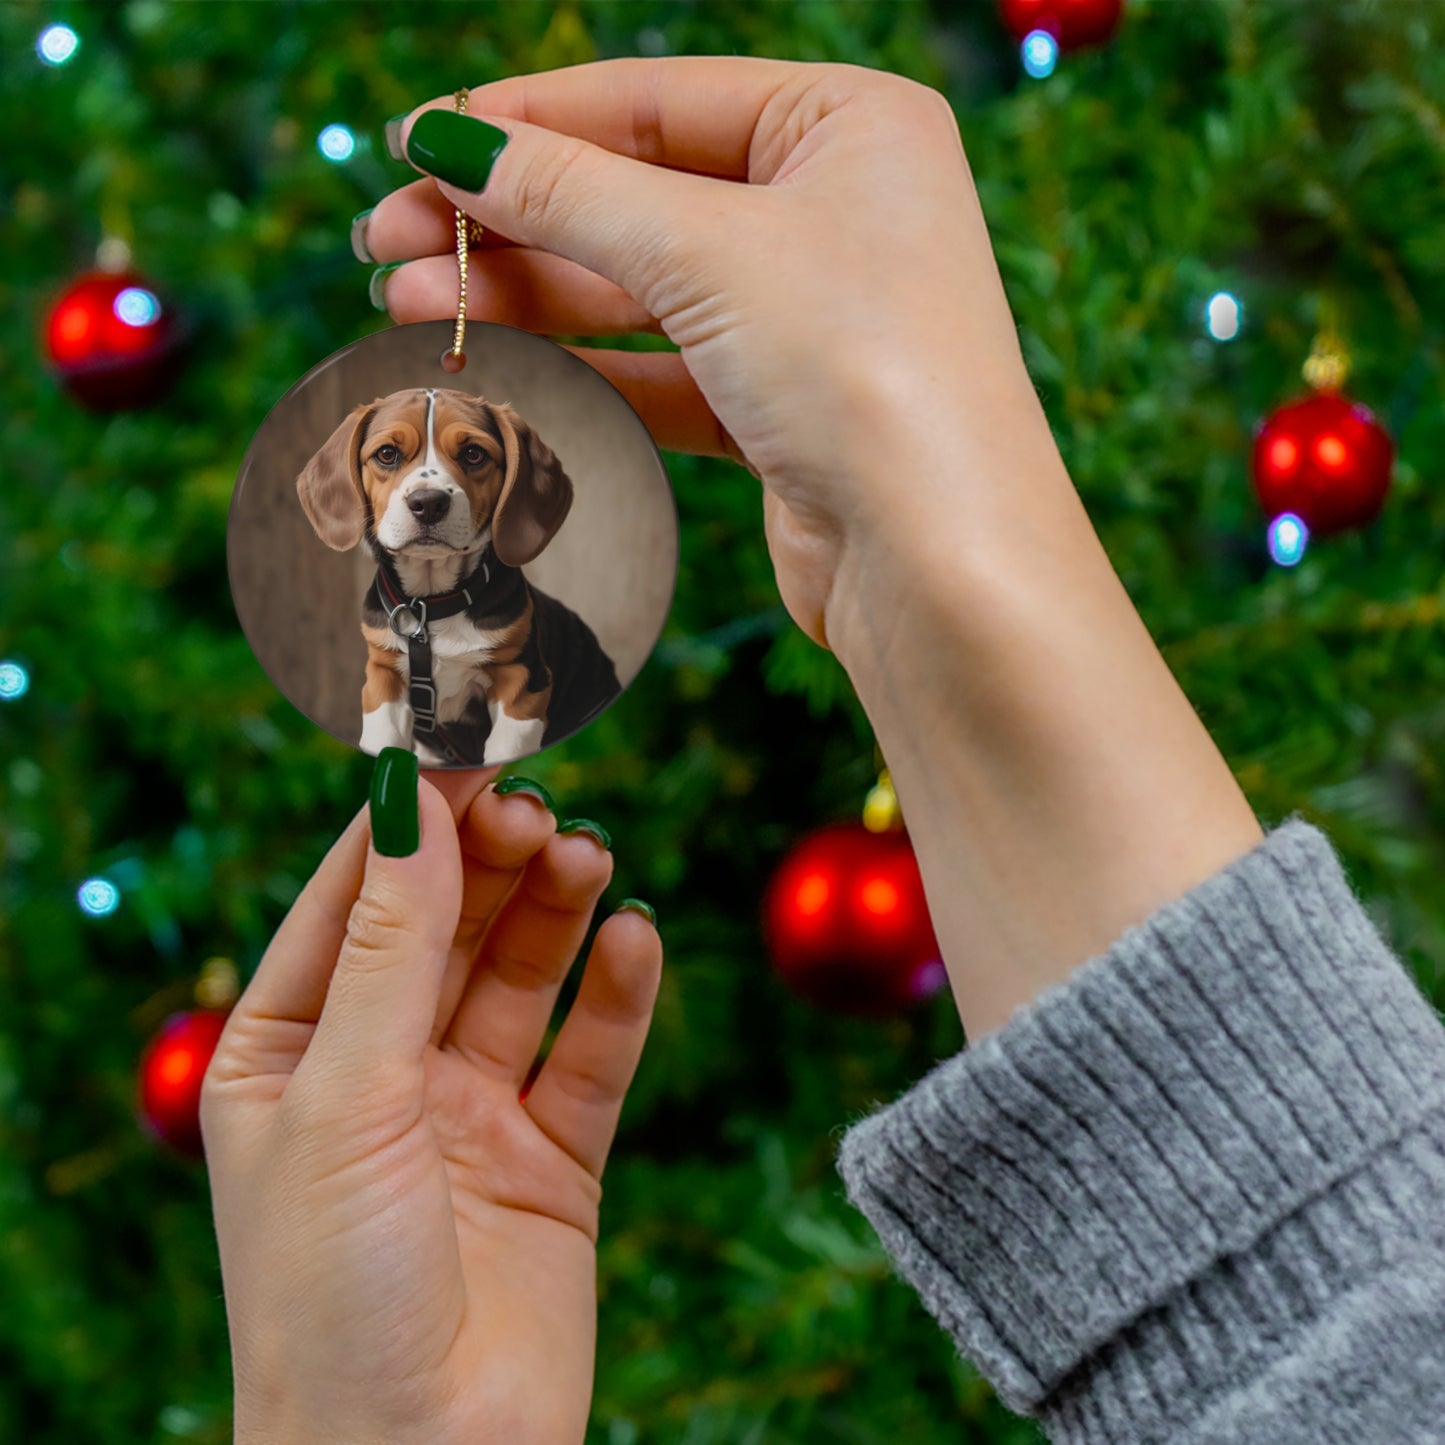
[363, 59, 1263, 1043]
[201, 758, 661, 1445]
[361, 56, 1061, 658]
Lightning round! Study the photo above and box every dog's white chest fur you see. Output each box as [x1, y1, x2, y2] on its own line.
[388, 611, 495, 701]
[360, 612, 544, 766]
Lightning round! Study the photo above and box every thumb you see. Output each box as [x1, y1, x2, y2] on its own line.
[302, 751, 462, 1090]
[397, 105, 746, 314]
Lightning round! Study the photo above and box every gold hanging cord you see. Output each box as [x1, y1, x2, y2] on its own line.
[443, 88, 487, 372]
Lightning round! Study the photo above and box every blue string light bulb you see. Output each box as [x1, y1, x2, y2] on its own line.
[1022, 31, 1059, 79]
[317, 124, 356, 162]
[0, 660, 30, 701]
[37, 24, 79, 66]
[1267, 512, 1309, 568]
[77, 878, 121, 917]
[1205, 291, 1243, 342]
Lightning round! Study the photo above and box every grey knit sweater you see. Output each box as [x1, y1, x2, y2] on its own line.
[836, 816, 1445, 1443]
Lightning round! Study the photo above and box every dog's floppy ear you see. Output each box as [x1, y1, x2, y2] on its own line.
[489, 401, 574, 567]
[297, 402, 376, 551]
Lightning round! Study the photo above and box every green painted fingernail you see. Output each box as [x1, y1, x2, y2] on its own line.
[405, 110, 510, 192]
[369, 261, 404, 311]
[493, 775, 555, 812]
[370, 747, 419, 857]
[558, 818, 612, 851]
[384, 113, 409, 162]
[617, 898, 656, 926]
[350, 208, 375, 264]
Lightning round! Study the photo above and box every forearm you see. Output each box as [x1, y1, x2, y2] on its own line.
[826, 381, 1263, 1041]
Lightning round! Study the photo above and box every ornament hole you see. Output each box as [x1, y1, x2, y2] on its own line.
[440, 349, 467, 374]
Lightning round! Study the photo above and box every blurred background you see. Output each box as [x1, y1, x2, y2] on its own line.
[1, 2, 1442, 1442]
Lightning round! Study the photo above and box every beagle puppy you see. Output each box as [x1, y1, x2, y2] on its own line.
[297, 387, 621, 766]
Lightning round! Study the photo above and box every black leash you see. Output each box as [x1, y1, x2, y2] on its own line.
[372, 548, 494, 765]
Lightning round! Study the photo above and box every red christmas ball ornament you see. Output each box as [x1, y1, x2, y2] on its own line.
[763, 821, 946, 1018]
[137, 1008, 230, 1158]
[998, 0, 1125, 50]
[44, 269, 183, 410]
[1251, 392, 1394, 538]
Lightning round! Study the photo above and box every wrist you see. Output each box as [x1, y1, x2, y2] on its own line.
[823, 370, 1080, 679]
[234, 1412, 421, 1445]
[823, 409, 1262, 1039]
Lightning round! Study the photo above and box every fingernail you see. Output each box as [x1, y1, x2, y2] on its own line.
[370, 747, 419, 857]
[405, 110, 510, 193]
[616, 898, 656, 926]
[558, 818, 612, 851]
[384, 113, 409, 162]
[493, 775, 555, 813]
[369, 261, 404, 311]
[350, 208, 375, 263]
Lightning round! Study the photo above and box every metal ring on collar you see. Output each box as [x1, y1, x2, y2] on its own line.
[387, 597, 428, 639]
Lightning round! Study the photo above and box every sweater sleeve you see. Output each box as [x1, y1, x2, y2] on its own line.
[835, 816, 1445, 1444]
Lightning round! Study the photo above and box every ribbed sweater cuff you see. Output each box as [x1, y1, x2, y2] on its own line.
[835, 816, 1445, 1433]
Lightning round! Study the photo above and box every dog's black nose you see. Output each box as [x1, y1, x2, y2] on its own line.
[407, 489, 452, 527]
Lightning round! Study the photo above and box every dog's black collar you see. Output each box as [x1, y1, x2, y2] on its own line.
[372, 545, 496, 644]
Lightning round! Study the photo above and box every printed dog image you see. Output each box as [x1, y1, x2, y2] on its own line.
[296, 387, 621, 766]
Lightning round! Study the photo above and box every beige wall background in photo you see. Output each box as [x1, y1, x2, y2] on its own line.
[228, 320, 677, 747]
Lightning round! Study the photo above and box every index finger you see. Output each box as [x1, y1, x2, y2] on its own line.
[400, 54, 813, 182]
[421, 765, 504, 832]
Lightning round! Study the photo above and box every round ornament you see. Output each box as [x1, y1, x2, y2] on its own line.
[1251, 391, 1394, 538]
[230, 320, 677, 768]
[44, 269, 183, 410]
[998, 0, 1125, 49]
[137, 1008, 230, 1157]
[762, 821, 946, 1018]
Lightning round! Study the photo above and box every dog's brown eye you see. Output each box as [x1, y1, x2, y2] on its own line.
[374, 444, 400, 466]
[461, 443, 485, 466]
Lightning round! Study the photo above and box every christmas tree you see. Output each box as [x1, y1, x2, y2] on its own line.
[1, 3, 1442, 1442]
